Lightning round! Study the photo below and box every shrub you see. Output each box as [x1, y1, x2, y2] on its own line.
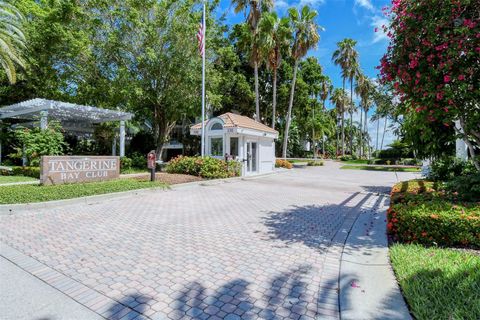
[389, 180, 480, 248]
[387, 200, 480, 248]
[120, 157, 133, 172]
[11, 121, 66, 166]
[400, 158, 422, 166]
[130, 152, 146, 168]
[166, 156, 240, 179]
[307, 160, 324, 166]
[427, 157, 475, 181]
[339, 155, 355, 161]
[445, 174, 480, 202]
[7, 166, 41, 178]
[275, 159, 293, 169]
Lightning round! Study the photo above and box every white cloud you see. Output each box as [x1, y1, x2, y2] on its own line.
[298, 0, 326, 8]
[370, 15, 389, 43]
[354, 0, 374, 12]
[275, 0, 289, 11]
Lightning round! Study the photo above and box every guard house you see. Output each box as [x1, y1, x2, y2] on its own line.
[190, 113, 279, 176]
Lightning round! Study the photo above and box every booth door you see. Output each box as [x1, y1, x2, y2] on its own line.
[246, 141, 258, 174]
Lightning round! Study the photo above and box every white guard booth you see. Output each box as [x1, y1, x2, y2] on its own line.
[191, 113, 279, 176]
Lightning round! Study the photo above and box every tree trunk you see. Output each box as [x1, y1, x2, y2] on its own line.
[153, 106, 176, 160]
[459, 116, 480, 171]
[341, 78, 346, 156]
[359, 104, 363, 158]
[254, 60, 260, 122]
[381, 116, 387, 150]
[282, 59, 299, 158]
[312, 103, 316, 159]
[271, 67, 277, 129]
[349, 77, 353, 155]
[364, 109, 368, 159]
[376, 117, 380, 152]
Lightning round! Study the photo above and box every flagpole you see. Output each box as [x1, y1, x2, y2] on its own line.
[201, 0, 206, 157]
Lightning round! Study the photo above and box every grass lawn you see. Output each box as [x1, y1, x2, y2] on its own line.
[340, 159, 370, 164]
[120, 168, 149, 174]
[390, 243, 480, 320]
[340, 165, 421, 172]
[0, 179, 167, 204]
[0, 175, 38, 184]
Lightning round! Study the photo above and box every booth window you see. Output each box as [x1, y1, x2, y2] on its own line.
[230, 137, 239, 157]
[210, 137, 223, 156]
[211, 123, 223, 130]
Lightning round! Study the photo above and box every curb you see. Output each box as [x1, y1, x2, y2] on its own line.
[338, 195, 412, 320]
[0, 169, 288, 215]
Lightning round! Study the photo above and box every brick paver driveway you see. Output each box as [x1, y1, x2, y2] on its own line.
[0, 162, 418, 319]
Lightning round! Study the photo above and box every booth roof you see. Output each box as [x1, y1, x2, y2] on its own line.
[0, 98, 133, 123]
[191, 112, 278, 135]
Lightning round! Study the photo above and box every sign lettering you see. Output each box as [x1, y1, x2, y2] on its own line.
[40, 156, 120, 185]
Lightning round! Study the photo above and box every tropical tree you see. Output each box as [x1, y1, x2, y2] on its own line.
[319, 75, 332, 109]
[232, 0, 273, 122]
[332, 38, 358, 156]
[330, 88, 349, 156]
[345, 60, 359, 154]
[355, 73, 374, 157]
[282, 5, 320, 158]
[258, 11, 291, 129]
[379, 0, 480, 170]
[0, 1, 26, 84]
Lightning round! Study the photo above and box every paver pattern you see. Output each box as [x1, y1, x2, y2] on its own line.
[0, 163, 417, 319]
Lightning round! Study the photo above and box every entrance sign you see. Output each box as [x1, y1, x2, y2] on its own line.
[40, 156, 120, 185]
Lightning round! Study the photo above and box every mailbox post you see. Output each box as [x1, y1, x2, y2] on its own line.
[147, 151, 156, 182]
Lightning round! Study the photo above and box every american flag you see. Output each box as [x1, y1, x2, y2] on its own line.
[196, 17, 205, 56]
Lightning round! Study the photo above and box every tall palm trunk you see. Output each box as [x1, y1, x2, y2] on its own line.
[364, 109, 368, 159]
[359, 104, 363, 158]
[254, 60, 260, 122]
[341, 78, 345, 156]
[380, 116, 387, 150]
[271, 67, 277, 129]
[349, 78, 353, 155]
[312, 103, 316, 159]
[376, 117, 380, 151]
[282, 59, 299, 158]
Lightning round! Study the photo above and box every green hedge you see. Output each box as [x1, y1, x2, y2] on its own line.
[307, 160, 324, 166]
[166, 156, 241, 179]
[388, 180, 480, 248]
[1, 166, 40, 179]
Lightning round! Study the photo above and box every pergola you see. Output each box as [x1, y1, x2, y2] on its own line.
[0, 98, 133, 157]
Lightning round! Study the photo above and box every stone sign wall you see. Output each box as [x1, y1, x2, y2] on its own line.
[40, 156, 120, 185]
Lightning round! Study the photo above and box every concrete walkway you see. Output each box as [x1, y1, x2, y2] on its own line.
[0, 162, 415, 319]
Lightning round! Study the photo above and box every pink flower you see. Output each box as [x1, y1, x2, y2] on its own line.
[444, 75, 451, 83]
[458, 75, 465, 81]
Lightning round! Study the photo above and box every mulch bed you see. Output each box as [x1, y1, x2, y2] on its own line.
[131, 172, 203, 185]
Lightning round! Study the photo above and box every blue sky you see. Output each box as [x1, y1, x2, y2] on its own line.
[215, 0, 396, 147]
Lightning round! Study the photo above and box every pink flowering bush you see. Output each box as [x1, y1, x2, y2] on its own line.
[379, 0, 480, 169]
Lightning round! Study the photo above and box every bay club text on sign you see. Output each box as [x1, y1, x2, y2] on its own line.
[40, 156, 120, 185]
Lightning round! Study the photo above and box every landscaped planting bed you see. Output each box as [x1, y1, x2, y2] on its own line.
[390, 244, 480, 320]
[340, 165, 421, 172]
[388, 179, 480, 319]
[388, 180, 480, 248]
[0, 179, 167, 204]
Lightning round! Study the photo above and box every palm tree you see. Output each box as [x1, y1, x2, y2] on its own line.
[319, 75, 332, 110]
[282, 5, 321, 158]
[332, 38, 358, 156]
[258, 11, 291, 129]
[330, 88, 349, 157]
[0, 1, 26, 84]
[232, 0, 273, 122]
[355, 73, 374, 157]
